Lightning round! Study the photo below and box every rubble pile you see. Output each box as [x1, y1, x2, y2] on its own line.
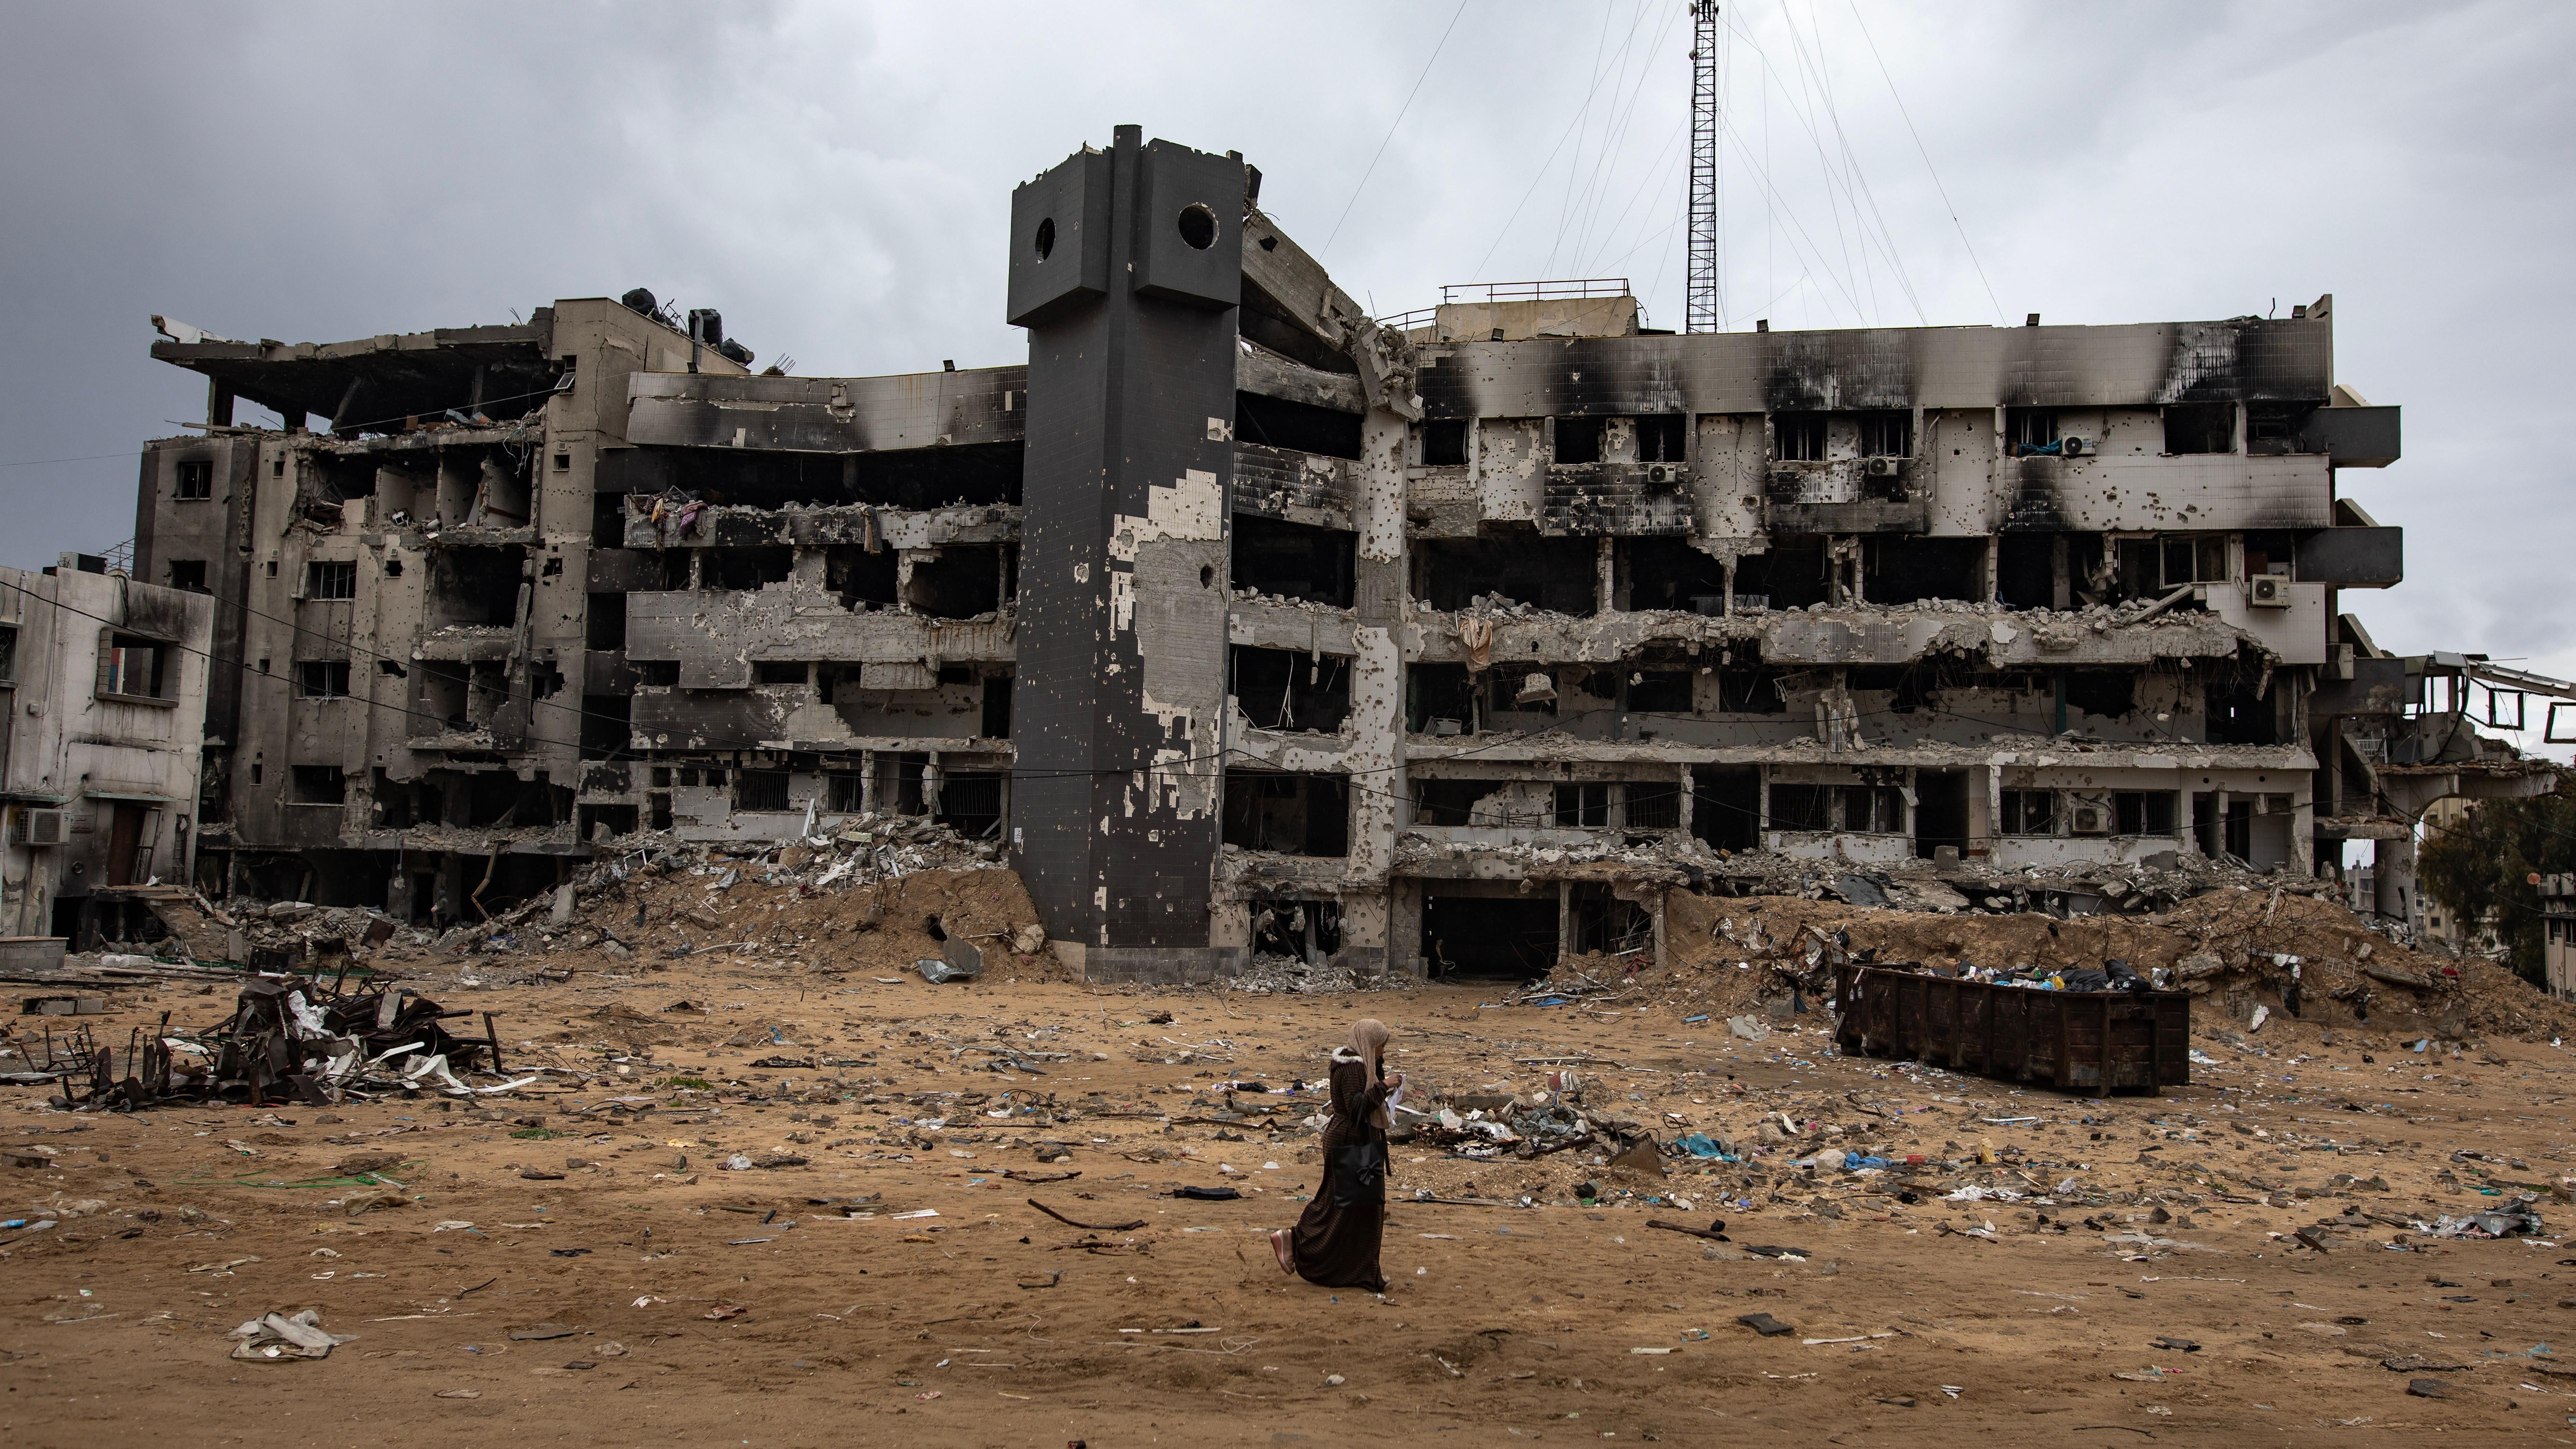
[392, 814, 1022, 975]
[1658, 883, 2576, 1043]
[226, 900, 411, 967]
[1229, 952, 1395, 996]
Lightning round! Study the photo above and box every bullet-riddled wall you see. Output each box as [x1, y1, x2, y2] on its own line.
[1010, 127, 1244, 979]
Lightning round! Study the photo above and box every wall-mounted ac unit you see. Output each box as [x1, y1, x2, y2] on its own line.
[2068, 802, 2110, 835]
[2248, 575, 2292, 608]
[1862, 457, 1902, 477]
[2061, 437, 2094, 457]
[12, 808, 68, 847]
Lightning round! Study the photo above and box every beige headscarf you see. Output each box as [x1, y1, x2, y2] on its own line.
[1343, 1018, 1393, 1130]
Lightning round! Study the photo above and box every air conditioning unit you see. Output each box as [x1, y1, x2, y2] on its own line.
[2061, 436, 2094, 457]
[12, 808, 68, 848]
[2248, 575, 2292, 608]
[2068, 802, 2110, 835]
[1514, 671, 1558, 706]
[1862, 457, 1902, 477]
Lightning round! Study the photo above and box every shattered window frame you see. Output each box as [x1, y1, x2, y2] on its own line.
[2001, 788, 2057, 836]
[293, 660, 352, 699]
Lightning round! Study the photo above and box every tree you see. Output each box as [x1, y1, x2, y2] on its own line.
[2419, 769, 2576, 986]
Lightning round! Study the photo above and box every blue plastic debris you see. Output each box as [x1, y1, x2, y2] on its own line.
[1683, 1014, 1710, 1025]
[1676, 1133, 1730, 1159]
[1842, 1151, 1891, 1171]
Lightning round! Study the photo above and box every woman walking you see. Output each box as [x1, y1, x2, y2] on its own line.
[1271, 1017, 1398, 1293]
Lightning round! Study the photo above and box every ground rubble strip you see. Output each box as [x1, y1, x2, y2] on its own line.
[7, 860, 2576, 1442]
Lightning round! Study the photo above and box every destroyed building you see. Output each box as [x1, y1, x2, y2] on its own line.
[128, 125, 2560, 982]
[0, 556, 215, 944]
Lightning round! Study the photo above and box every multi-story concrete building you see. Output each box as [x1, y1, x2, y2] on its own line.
[0, 556, 214, 944]
[129, 125, 2554, 980]
[2542, 872, 2576, 1000]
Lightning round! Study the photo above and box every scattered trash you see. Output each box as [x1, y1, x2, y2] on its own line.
[1737, 1313, 1796, 1337]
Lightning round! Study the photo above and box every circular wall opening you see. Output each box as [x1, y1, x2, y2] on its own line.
[1176, 203, 1217, 250]
[1199, 564, 1215, 588]
[1034, 217, 1057, 259]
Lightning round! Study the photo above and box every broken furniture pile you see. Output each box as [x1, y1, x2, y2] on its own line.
[40, 972, 510, 1110]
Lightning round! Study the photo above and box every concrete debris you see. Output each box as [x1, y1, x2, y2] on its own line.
[228, 1309, 354, 1361]
[1229, 953, 1391, 996]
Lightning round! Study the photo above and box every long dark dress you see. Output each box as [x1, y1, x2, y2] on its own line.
[1289, 1053, 1390, 1291]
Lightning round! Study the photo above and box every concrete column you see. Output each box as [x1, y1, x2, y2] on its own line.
[2292, 792, 2314, 877]
[1008, 128, 1241, 967]
[1557, 879, 1573, 967]
[1339, 405, 1410, 976]
[1389, 877, 1423, 977]
[1595, 536, 1616, 615]
[1678, 764, 1695, 838]
[2375, 833, 2419, 932]
[858, 749, 877, 815]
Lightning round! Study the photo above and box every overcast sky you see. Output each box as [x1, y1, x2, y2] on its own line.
[4, 0, 2570, 755]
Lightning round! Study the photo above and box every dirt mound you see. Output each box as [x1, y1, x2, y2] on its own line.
[513, 863, 1067, 984]
[1661, 884, 2576, 1043]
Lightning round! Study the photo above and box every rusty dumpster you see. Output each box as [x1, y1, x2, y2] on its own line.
[1833, 963, 2189, 1095]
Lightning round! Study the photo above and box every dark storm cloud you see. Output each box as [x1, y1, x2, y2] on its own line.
[4, 0, 2570, 745]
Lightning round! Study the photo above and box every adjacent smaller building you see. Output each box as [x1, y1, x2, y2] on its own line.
[0, 556, 214, 946]
[2541, 871, 2576, 1001]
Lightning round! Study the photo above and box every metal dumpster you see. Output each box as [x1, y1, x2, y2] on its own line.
[1833, 963, 2189, 1095]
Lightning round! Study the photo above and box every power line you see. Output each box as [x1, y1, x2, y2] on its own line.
[1320, 0, 1471, 258]
[1479, 3, 1661, 283]
[1845, 0, 2007, 326]
[1561, 0, 1689, 278]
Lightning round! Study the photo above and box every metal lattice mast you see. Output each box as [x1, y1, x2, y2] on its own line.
[1685, 0, 1721, 333]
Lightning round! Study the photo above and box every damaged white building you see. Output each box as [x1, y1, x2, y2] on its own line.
[125, 126, 2553, 981]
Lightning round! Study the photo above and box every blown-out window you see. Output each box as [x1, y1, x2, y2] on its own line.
[95, 632, 171, 702]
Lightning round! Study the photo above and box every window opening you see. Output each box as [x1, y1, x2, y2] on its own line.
[294, 660, 352, 698]
[2006, 409, 2059, 455]
[306, 561, 357, 600]
[2163, 402, 2235, 455]
[1774, 414, 1827, 462]
[1857, 412, 1912, 458]
[2001, 789, 2055, 836]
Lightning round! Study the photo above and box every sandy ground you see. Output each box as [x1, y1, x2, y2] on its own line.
[9, 885, 2576, 1446]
